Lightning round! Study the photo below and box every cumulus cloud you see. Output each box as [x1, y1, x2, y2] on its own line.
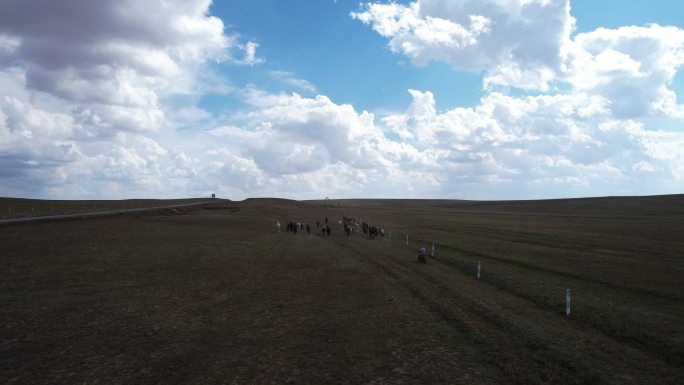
[0, 0, 258, 198]
[0, 0, 228, 98]
[344, 0, 684, 198]
[354, 0, 684, 120]
[219, 91, 425, 175]
[195, 84, 682, 199]
[352, 0, 575, 90]
[1, 0, 682, 200]
[567, 24, 684, 119]
[379, 89, 683, 197]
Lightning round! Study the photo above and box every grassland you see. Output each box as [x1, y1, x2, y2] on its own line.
[1, 196, 682, 384]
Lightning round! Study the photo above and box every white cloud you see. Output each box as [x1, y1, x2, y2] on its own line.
[270, 70, 317, 93]
[347, 0, 684, 198]
[237, 41, 265, 66]
[0, 0, 258, 135]
[566, 24, 684, 119]
[354, 1, 684, 120]
[352, 0, 575, 90]
[1, 0, 682, 200]
[377, 89, 683, 196]
[226, 92, 422, 175]
[0, 0, 254, 198]
[190, 84, 682, 199]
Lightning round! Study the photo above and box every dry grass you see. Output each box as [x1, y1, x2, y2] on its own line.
[1, 196, 682, 384]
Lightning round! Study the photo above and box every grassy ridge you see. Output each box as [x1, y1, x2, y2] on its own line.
[0, 197, 215, 219]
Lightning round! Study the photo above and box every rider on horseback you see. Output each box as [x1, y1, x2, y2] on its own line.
[417, 246, 428, 264]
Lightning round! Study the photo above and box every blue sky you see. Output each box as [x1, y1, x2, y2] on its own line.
[0, 0, 683, 200]
[209, 0, 486, 113]
[208, 0, 684, 112]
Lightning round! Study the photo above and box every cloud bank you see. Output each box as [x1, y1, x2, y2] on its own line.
[0, 0, 682, 200]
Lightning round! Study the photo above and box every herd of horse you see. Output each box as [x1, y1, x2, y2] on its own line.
[277, 215, 428, 263]
[278, 215, 385, 240]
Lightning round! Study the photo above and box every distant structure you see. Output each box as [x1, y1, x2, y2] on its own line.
[324, 196, 330, 208]
[211, 194, 216, 198]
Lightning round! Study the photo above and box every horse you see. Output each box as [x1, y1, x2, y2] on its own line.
[369, 226, 378, 239]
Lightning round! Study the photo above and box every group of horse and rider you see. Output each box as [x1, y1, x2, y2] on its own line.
[280, 217, 332, 236]
[278, 215, 432, 264]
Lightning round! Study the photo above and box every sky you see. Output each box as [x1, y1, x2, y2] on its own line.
[0, 0, 683, 200]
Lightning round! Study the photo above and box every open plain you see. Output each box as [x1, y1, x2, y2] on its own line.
[1, 196, 683, 384]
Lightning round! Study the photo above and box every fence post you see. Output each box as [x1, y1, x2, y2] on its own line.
[431, 243, 435, 257]
[566, 289, 571, 316]
[406, 233, 408, 245]
[477, 261, 481, 279]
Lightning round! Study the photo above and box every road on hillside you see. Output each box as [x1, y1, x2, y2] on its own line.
[0, 200, 219, 225]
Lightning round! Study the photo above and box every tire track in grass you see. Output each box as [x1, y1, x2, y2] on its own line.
[424, 251, 682, 373]
[336, 237, 603, 385]
[338, 235, 680, 385]
[407, 235, 683, 368]
[420, 235, 679, 302]
[438, 224, 680, 263]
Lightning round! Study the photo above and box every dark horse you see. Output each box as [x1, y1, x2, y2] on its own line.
[321, 225, 331, 236]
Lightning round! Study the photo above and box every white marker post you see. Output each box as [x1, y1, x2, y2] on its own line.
[388, 231, 391, 240]
[431, 243, 435, 257]
[477, 261, 481, 279]
[566, 289, 571, 316]
[406, 233, 409, 245]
